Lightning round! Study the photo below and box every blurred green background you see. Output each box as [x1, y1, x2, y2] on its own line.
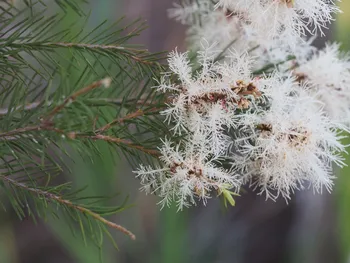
[337, 2, 350, 263]
[1, 1, 350, 263]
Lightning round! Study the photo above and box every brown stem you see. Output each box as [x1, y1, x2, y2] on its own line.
[45, 42, 158, 66]
[1, 175, 136, 240]
[44, 78, 111, 122]
[97, 107, 162, 133]
[0, 79, 162, 156]
[80, 134, 160, 157]
[0, 124, 160, 157]
[97, 110, 145, 133]
[0, 101, 44, 116]
[47, 42, 143, 52]
[0, 125, 42, 137]
[0, 99, 160, 116]
[0, 124, 65, 138]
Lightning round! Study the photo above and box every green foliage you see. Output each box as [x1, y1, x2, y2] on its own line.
[0, 0, 168, 247]
[336, 2, 350, 262]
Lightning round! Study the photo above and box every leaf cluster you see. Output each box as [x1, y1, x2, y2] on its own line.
[0, 0, 168, 247]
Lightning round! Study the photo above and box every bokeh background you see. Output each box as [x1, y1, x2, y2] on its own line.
[1, 1, 350, 263]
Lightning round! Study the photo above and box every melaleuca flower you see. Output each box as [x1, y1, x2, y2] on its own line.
[252, 37, 317, 72]
[168, 0, 322, 66]
[157, 44, 263, 154]
[168, 0, 211, 25]
[233, 76, 346, 200]
[169, 0, 253, 54]
[134, 135, 240, 210]
[294, 43, 350, 125]
[188, 10, 247, 53]
[216, 0, 340, 45]
[137, 0, 349, 208]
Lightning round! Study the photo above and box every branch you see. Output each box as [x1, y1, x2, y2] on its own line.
[0, 78, 163, 156]
[0, 99, 159, 116]
[47, 42, 145, 53]
[45, 42, 159, 66]
[1, 175, 136, 240]
[78, 134, 161, 157]
[0, 123, 160, 157]
[96, 107, 163, 133]
[0, 102, 43, 116]
[7, 42, 162, 66]
[0, 124, 63, 138]
[43, 78, 111, 121]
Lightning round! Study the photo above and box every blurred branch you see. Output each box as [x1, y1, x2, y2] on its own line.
[97, 107, 162, 133]
[0, 99, 159, 116]
[45, 42, 157, 65]
[0, 102, 43, 116]
[0, 123, 160, 156]
[4, 41, 162, 69]
[0, 174, 136, 240]
[80, 134, 160, 156]
[0, 0, 166, 249]
[44, 77, 112, 121]
[0, 78, 162, 156]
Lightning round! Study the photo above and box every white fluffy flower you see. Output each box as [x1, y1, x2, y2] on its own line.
[169, 0, 323, 68]
[251, 37, 317, 72]
[294, 43, 350, 125]
[169, 0, 260, 55]
[134, 136, 240, 210]
[136, 0, 349, 207]
[188, 11, 246, 52]
[216, 0, 340, 44]
[168, 0, 211, 25]
[158, 45, 263, 154]
[233, 76, 346, 200]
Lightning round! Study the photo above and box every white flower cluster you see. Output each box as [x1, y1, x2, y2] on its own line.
[234, 77, 345, 200]
[170, 0, 340, 50]
[294, 43, 350, 124]
[135, 0, 349, 209]
[136, 44, 263, 209]
[136, 135, 239, 209]
[216, 0, 339, 41]
[161, 46, 262, 154]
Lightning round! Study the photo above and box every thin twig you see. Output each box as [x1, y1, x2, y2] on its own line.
[0, 101, 44, 116]
[44, 42, 159, 66]
[97, 107, 162, 133]
[0, 123, 160, 157]
[0, 99, 159, 116]
[78, 134, 160, 157]
[0, 125, 42, 137]
[44, 78, 111, 121]
[97, 110, 145, 133]
[0, 77, 162, 156]
[47, 42, 140, 51]
[85, 98, 158, 107]
[0, 124, 64, 138]
[1, 175, 136, 240]
[7, 42, 162, 66]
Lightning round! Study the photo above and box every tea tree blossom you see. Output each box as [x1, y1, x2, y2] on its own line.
[168, 0, 323, 66]
[169, 0, 252, 53]
[134, 136, 240, 210]
[134, 0, 349, 209]
[294, 43, 350, 125]
[233, 77, 346, 200]
[134, 46, 265, 208]
[171, 0, 340, 51]
[168, 0, 211, 25]
[216, 0, 340, 44]
[159, 46, 262, 155]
